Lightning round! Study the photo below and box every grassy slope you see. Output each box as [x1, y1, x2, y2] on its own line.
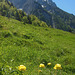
[0, 15, 75, 75]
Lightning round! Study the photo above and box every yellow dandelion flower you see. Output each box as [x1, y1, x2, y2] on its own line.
[38, 70, 42, 72]
[54, 64, 62, 70]
[53, 66, 57, 70]
[18, 65, 26, 71]
[39, 64, 45, 68]
[47, 63, 51, 66]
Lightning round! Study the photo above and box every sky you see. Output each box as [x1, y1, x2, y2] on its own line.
[52, 0, 75, 15]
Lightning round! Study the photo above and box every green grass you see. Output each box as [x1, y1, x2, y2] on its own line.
[0, 15, 75, 75]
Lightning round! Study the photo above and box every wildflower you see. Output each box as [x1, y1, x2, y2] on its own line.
[18, 65, 26, 71]
[54, 64, 62, 70]
[9, 67, 12, 71]
[38, 70, 42, 72]
[39, 64, 45, 68]
[47, 63, 51, 66]
[11, 59, 14, 62]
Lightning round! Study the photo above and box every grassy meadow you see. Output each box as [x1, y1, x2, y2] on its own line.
[0, 16, 75, 75]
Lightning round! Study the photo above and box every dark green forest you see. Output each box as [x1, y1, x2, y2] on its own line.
[0, 0, 48, 27]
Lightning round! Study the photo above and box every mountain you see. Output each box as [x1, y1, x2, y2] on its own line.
[8, 0, 75, 32]
[0, 0, 75, 74]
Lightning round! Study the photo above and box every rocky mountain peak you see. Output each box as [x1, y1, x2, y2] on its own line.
[35, 0, 56, 7]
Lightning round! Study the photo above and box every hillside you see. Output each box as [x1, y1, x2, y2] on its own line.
[0, 15, 75, 75]
[8, 0, 75, 32]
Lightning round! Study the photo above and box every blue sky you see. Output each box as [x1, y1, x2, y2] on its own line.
[52, 0, 75, 15]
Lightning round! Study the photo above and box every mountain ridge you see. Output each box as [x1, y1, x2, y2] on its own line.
[8, 0, 75, 32]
